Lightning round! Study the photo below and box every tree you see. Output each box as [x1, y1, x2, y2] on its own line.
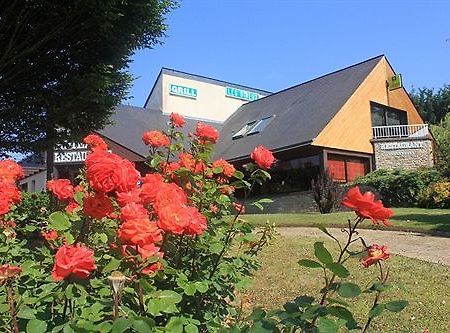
[0, 0, 177, 177]
[431, 113, 450, 175]
[410, 85, 450, 124]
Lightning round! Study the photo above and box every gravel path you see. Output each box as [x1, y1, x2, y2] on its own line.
[277, 227, 450, 266]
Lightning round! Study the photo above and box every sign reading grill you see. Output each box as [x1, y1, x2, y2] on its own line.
[225, 87, 261, 101]
[169, 84, 197, 99]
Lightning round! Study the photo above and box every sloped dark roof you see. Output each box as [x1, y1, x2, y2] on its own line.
[98, 105, 223, 157]
[214, 55, 384, 161]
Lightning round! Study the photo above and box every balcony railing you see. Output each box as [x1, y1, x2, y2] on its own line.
[372, 124, 429, 139]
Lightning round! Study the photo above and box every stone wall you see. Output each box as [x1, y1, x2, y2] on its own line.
[373, 138, 434, 170]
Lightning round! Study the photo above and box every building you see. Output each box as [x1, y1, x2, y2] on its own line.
[19, 55, 434, 193]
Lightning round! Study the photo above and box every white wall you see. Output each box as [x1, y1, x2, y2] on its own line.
[19, 170, 47, 193]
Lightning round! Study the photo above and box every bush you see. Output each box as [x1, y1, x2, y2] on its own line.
[352, 168, 442, 207]
[417, 180, 450, 208]
[311, 170, 341, 213]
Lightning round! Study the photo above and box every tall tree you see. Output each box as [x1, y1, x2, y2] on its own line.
[0, 0, 177, 177]
[410, 85, 450, 124]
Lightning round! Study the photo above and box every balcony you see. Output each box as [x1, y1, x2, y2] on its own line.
[372, 124, 429, 140]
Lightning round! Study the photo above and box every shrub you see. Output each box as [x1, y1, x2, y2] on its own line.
[417, 180, 450, 208]
[352, 168, 442, 207]
[311, 170, 341, 213]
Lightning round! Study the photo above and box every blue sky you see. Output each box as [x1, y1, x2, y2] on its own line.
[126, 0, 450, 106]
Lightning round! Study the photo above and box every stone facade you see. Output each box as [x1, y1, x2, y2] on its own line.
[373, 138, 434, 170]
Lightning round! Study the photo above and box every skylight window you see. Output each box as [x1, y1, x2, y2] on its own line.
[232, 116, 274, 140]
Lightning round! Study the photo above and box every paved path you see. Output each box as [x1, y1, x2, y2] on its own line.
[277, 227, 450, 266]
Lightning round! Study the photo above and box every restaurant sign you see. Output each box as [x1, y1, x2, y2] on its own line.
[169, 84, 197, 99]
[225, 87, 261, 101]
[54, 142, 89, 164]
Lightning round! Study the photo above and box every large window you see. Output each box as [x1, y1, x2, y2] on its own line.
[370, 102, 407, 127]
[327, 154, 370, 183]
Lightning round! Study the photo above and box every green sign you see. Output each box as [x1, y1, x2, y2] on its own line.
[169, 84, 197, 99]
[225, 87, 261, 101]
[388, 74, 402, 91]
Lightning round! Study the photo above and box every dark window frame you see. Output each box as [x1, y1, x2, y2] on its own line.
[370, 101, 408, 127]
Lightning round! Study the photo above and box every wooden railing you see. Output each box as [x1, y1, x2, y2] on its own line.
[372, 124, 429, 139]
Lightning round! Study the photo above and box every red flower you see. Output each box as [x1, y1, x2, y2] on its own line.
[117, 218, 162, 247]
[232, 202, 246, 214]
[140, 174, 165, 205]
[170, 113, 185, 128]
[0, 160, 24, 183]
[0, 264, 21, 284]
[342, 187, 393, 226]
[251, 145, 275, 169]
[361, 244, 389, 268]
[120, 203, 148, 222]
[83, 134, 108, 152]
[184, 206, 207, 236]
[86, 151, 140, 193]
[195, 122, 219, 144]
[178, 153, 196, 171]
[83, 193, 114, 220]
[46, 179, 74, 201]
[142, 131, 170, 147]
[209, 204, 219, 214]
[152, 182, 188, 212]
[65, 201, 80, 214]
[212, 159, 236, 178]
[156, 203, 191, 234]
[116, 188, 142, 207]
[51, 244, 96, 281]
[42, 230, 58, 241]
[0, 181, 21, 216]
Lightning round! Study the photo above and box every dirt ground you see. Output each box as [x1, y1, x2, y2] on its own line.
[277, 227, 450, 266]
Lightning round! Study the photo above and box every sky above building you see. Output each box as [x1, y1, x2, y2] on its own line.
[126, 0, 450, 106]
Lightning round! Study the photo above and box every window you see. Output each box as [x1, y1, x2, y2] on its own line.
[371, 102, 407, 127]
[328, 154, 370, 182]
[232, 115, 274, 140]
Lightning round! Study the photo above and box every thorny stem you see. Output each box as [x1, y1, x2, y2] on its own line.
[7, 281, 19, 333]
[138, 285, 145, 315]
[362, 263, 389, 333]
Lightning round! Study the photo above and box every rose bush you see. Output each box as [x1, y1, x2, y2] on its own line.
[0, 115, 276, 332]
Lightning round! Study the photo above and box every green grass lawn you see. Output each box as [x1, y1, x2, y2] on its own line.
[240, 208, 450, 233]
[240, 236, 450, 332]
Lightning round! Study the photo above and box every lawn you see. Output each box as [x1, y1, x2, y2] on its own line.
[240, 207, 450, 233]
[240, 236, 450, 332]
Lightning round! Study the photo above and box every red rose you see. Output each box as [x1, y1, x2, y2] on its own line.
[42, 229, 58, 241]
[120, 203, 148, 222]
[361, 244, 389, 268]
[184, 206, 207, 236]
[153, 183, 188, 212]
[52, 244, 96, 281]
[65, 201, 80, 214]
[232, 202, 245, 215]
[342, 187, 393, 226]
[0, 160, 24, 183]
[83, 193, 114, 220]
[83, 134, 108, 152]
[142, 131, 170, 147]
[212, 159, 236, 178]
[116, 188, 142, 207]
[251, 146, 275, 169]
[178, 153, 196, 171]
[117, 218, 162, 247]
[0, 181, 21, 216]
[86, 151, 140, 193]
[156, 203, 191, 234]
[0, 264, 21, 284]
[195, 122, 219, 144]
[162, 162, 181, 177]
[140, 174, 165, 205]
[170, 113, 185, 128]
[46, 179, 74, 201]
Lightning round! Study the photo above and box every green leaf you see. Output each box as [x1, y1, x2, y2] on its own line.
[184, 283, 197, 296]
[17, 307, 36, 320]
[368, 304, 385, 318]
[111, 318, 132, 333]
[103, 258, 121, 273]
[49, 212, 71, 231]
[317, 317, 339, 333]
[209, 242, 224, 254]
[73, 191, 84, 205]
[325, 263, 350, 278]
[385, 300, 408, 312]
[233, 170, 244, 179]
[337, 282, 361, 298]
[132, 318, 155, 332]
[26, 319, 47, 333]
[194, 280, 208, 293]
[165, 317, 183, 333]
[314, 242, 333, 264]
[148, 290, 182, 315]
[185, 324, 199, 333]
[298, 259, 323, 268]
